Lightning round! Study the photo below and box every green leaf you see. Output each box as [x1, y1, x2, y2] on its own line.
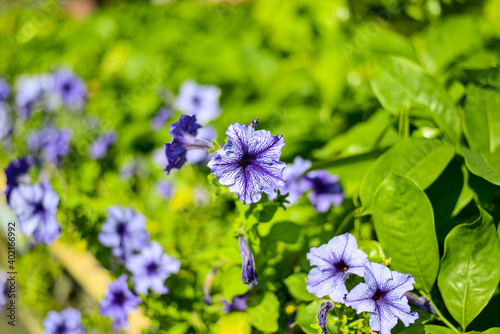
[424, 325, 458, 334]
[371, 56, 461, 143]
[458, 146, 500, 186]
[463, 85, 500, 153]
[294, 299, 324, 334]
[284, 273, 314, 302]
[265, 221, 301, 244]
[216, 313, 251, 334]
[358, 240, 385, 263]
[247, 292, 280, 332]
[372, 174, 439, 292]
[482, 329, 500, 334]
[437, 207, 500, 330]
[360, 138, 454, 213]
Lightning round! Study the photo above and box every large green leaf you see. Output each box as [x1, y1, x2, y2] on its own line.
[437, 208, 500, 330]
[284, 273, 314, 302]
[463, 85, 500, 153]
[372, 174, 440, 292]
[371, 56, 461, 143]
[360, 138, 454, 213]
[246, 292, 280, 332]
[458, 146, 500, 186]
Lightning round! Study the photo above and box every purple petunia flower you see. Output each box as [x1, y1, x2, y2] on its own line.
[9, 181, 61, 245]
[155, 180, 174, 199]
[28, 127, 72, 165]
[15, 74, 54, 118]
[98, 206, 150, 259]
[125, 241, 180, 295]
[89, 131, 117, 160]
[100, 275, 141, 331]
[269, 156, 312, 204]
[238, 235, 258, 289]
[151, 107, 171, 131]
[222, 293, 249, 313]
[0, 79, 11, 102]
[52, 69, 86, 109]
[302, 170, 344, 212]
[317, 301, 333, 334]
[4, 157, 32, 204]
[306, 233, 368, 303]
[186, 126, 216, 164]
[0, 271, 8, 313]
[164, 115, 213, 175]
[345, 262, 419, 334]
[0, 103, 12, 141]
[208, 123, 286, 205]
[175, 80, 221, 124]
[42, 308, 85, 334]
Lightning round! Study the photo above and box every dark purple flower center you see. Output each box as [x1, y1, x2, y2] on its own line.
[192, 96, 201, 106]
[238, 153, 255, 167]
[34, 202, 46, 214]
[311, 177, 341, 194]
[112, 291, 127, 306]
[146, 262, 159, 275]
[334, 261, 348, 273]
[116, 222, 127, 237]
[62, 82, 72, 92]
[373, 290, 387, 301]
[55, 323, 67, 334]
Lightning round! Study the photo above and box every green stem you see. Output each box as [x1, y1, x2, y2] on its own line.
[420, 291, 461, 334]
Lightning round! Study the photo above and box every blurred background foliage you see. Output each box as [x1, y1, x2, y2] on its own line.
[0, 0, 500, 333]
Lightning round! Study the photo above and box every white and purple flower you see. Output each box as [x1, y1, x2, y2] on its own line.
[15, 74, 54, 118]
[89, 131, 117, 160]
[4, 157, 32, 204]
[28, 127, 72, 166]
[208, 123, 286, 205]
[98, 206, 150, 259]
[100, 275, 141, 331]
[306, 233, 368, 303]
[9, 181, 61, 245]
[52, 69, 86, 109]
[176, 80, 221, 124]
[270, 156, 312, 205]
[302, 170, 344, 212]
[164, 115, 213, 175]
[125, 241, 180, 295]
[42, 308, 85, 334]
[345, 262, 419, 334]
[238, 235, 258, 289]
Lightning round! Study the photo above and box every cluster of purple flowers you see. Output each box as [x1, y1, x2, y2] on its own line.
[15, 69, 86, 118]
[4, 158, 62, 245]
[97, 206, 180, 330]
[307, 233, 419, 334]
[42, 308, 85, 334]
[28, 127, 72, 166]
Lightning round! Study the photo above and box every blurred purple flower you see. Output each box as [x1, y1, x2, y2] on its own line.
[306, 233, 368, 303]
[269, 156, 311, 204]
[345, 262, 419, 334]
[42, 308, 85, 334]
[0, 271, 7, 313]
[152, 148, 168, 169]
[9, 181, 61, 245]
[52, 69, 86, 109]
[0, 103, 12, 141]
[28, 127, 72, 165]
[317, 301, 333, 334]
[120, 161, 138, 180]
[98, 206, 150, 259]
[15, 74, 54, 118]
[155, 180, 174, 199]
[208, 123, 286, 204]
[100, 275, 141, 331]
[164, 115, 213, 175]
[0, 79, 11, 102]
[302, 170, 344, 212]
[125, 241, 180, 295]
[89, 131, 117, 160]
[222, 293, 249, 313]
[4, 157, 32, 204]
[150, 107, 171, 131]
[238, 235, 258, 288]
[176, 80, 221, 124]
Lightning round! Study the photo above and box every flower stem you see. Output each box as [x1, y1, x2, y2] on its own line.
[420, 291, 461, 334]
